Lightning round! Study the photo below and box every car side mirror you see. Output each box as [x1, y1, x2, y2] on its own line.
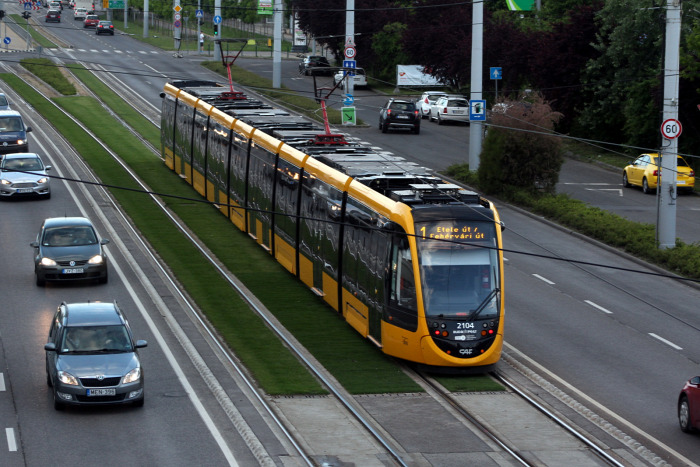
[135, 340, 147, 348]
[691, 376, 700, 385]
[100, 239, 110, 245]
[44, 342, 56, 352]
[30, 241, 39, 247]
[25, 126, 32, 133]
[45, 165, 52, 171]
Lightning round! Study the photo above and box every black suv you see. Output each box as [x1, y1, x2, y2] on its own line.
[378, 99, 421, 134]
[299, 55, 331, 76]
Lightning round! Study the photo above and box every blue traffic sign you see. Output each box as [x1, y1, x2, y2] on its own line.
[343, 94, 354, 106]
[490, 67, 502, 80]
[469, 100, 486, 121]
[213, 15, 222, 24]
[195, 9, 203, 18]
[23, 2, 32, 10]
[3, 37, 10, 45]
[342, 60, 356, 76]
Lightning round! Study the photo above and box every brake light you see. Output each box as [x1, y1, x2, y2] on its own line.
[387, 109, 392, 115]
[653, 170, 658, 176]
[414, 110, 419, 117]
[690, 170, 695, 177]
[424, 98, 429, 103]
[443, 108, 447, 113]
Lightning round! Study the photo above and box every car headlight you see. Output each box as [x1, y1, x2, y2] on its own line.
[16, 139, 26, 145]
[88, 255, 104, 265]
[0, 179, 9, 185]
[37, 177, 49, 184]
[123, 367, 141, 384]
[58, 371, 79, 386]
[40, 257, 57, 266]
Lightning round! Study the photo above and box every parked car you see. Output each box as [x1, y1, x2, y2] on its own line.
[378, 99, 421, 134]
[622, 153, 695, 194]
[0, 110, 32, 154]
[416, 91, 447, 119]
[45, 9, 61, 23]
[679, 376, 700, 432]
[333, 68, 367, 89]
[429, 95, 470, 125]
[44, 301, 147, 410]
[74, 7, 87, 20]
[83, 14, 99, 28]
[30, 216, 109, 286]
[298, 55, 331, 76]
[0, 153, 51, 199]
[0, 92, 11, 111]
[95, 20, 114, 35]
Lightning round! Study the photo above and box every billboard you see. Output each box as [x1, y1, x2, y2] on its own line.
[396, 65, 442, 87]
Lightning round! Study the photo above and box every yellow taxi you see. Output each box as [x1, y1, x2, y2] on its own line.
[622, 153, 695, 194]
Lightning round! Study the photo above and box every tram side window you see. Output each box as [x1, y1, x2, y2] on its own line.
[208, 121, 229, 188]
[192, 112, 208, 174]
[388, 234, 418, 331]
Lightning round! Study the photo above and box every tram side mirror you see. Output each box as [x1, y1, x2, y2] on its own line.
[500, 222, 506, 232]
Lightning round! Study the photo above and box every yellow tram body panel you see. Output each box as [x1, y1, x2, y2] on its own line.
[342, 291, 369, 337]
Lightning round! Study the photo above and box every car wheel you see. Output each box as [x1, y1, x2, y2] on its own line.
[53, 394, 65, 411]
[133, 397, 144, 408]
[679, 396, 693, 432]
[642, 177, 653, 194]
[36, 274, 45, 287]
[381, 122, 388, 133]
[437, 114, 444, 125]
[622, 172, 630, 188]
[413, 125, 420, 135]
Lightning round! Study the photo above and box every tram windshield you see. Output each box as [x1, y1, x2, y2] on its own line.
[416, 220, 500, 319]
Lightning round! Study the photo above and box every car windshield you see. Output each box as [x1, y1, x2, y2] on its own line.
[43, 226, 97, 246]
[2, 157, 42, 171]
[449, 99, 468, 107]
[0, 95, 7, 107]
[60, 325, 132, 353]
[0, 116, 22, 131]
[391, 102, 413, 111]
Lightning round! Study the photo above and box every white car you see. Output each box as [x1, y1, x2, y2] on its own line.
[74, 7, 87, 19]
[429, 96, 470, 125]
[416, 91, 447, 119]
[333, 68, 367, 89]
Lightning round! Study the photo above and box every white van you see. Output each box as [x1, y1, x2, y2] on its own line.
[334, 68, 367, 89]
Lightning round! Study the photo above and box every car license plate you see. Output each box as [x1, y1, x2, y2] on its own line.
[397, 115, 409, 119]
[678, 180, 686, 185]
[87, 388, 116, 396]
[17, 188, 33, 193]
[62, 268, 84, 274]
[453, 110, 464, 114]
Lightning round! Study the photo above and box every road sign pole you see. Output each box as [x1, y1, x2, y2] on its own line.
[657, 0, 681, 250]
[345, 0, 354, 114]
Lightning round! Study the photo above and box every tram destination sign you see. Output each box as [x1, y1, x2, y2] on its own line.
[419, 224, 488, 241]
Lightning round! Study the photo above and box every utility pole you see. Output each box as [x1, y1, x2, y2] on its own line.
[468, 0, 483, 171]
[143, 0, 149, 38]
[657, 0, 681, 249]
[346, 0, 354, 99]
[272, 0, 282, 88]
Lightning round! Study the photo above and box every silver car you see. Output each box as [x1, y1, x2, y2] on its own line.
[30, 216, 109, 286]
[0, 152, 51, 198]
[44, 302, 147, 410]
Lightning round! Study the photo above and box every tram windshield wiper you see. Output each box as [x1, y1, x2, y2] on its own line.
[466, 288, 500, 321]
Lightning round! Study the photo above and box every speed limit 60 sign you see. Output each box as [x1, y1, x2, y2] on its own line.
[661, 118, 682, 139]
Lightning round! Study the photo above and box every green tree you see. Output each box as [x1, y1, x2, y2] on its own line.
[478, 93, 563, 194]
[370, 22, 410, 83]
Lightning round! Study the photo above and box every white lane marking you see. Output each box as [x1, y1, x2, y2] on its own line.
[6, 428, 16, 452]
[584, 300, 613, 314]
[0, 373, 5, 391]
[584, 188, 623, 196]
[532, 274, 555, 285]
[649, 333, 683, 350]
